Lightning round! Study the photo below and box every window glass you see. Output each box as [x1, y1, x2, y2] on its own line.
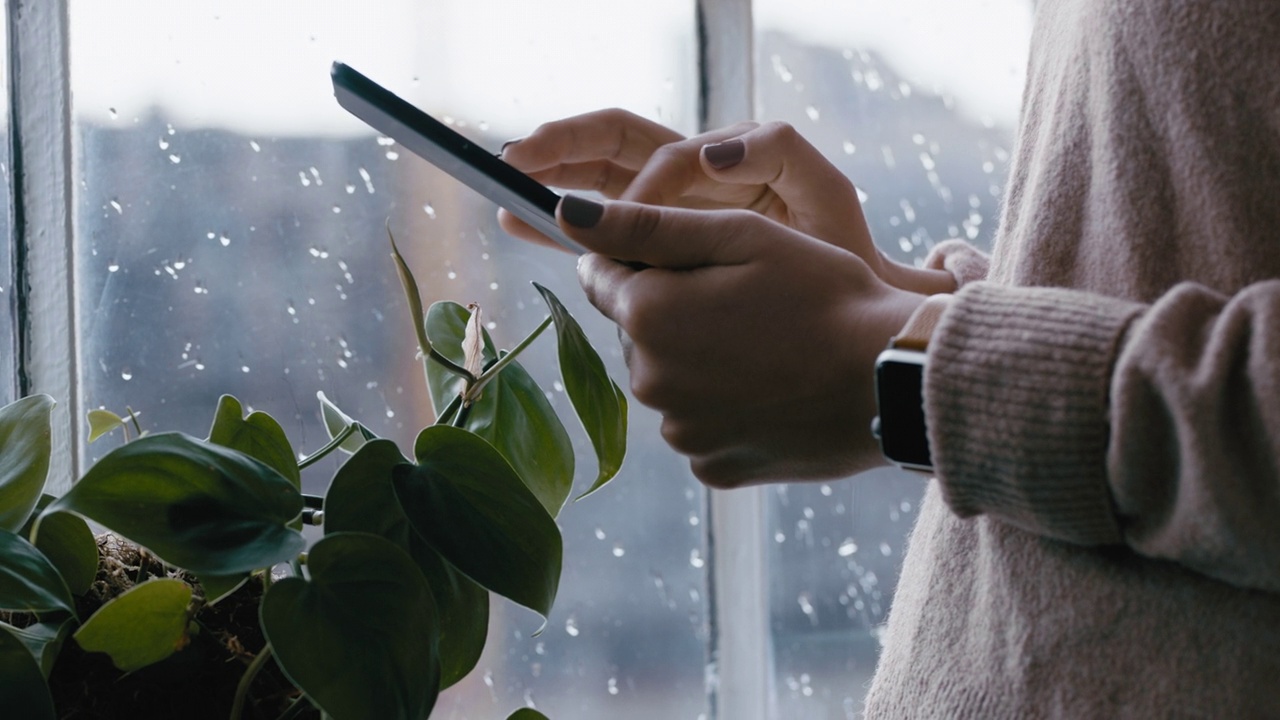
[752, 1, 1032, 715]
[0, 4, 13, 407]
[70, 2, 706, 717]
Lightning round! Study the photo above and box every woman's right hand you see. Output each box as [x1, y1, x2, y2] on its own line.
[499, 108, 956, 293]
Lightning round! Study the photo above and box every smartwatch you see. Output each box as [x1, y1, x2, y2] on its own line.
[871, 294, 952, 473]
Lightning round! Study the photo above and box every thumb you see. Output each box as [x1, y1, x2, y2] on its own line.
[557, 194, 760, 269]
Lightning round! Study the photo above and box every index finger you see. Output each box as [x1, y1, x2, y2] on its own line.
[502, 108, 684, 174]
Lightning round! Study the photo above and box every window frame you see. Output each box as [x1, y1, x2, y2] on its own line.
[7, 1, 775, 718]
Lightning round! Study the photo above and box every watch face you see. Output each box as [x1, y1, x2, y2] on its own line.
[874, 351, 931, 470]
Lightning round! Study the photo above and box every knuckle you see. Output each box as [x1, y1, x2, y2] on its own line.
[760, 120, 800, 146]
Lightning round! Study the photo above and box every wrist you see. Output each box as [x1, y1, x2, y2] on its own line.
[877, 252, 958, 295]
[872, 293, 954, 472]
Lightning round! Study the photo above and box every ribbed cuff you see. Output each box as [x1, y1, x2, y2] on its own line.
[925, 282, 1145, 545]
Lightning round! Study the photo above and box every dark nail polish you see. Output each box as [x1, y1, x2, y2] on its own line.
[704, 138, 745, 169]
[498, 137, 525, 157]
[561, 194, 605, 229]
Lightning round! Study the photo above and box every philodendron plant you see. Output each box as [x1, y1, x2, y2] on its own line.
[0, 232, 627, 720]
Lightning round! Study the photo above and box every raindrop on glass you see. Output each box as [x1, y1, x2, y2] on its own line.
[169, 154, 181, 164]
[121, 368, 133, 381]
[564, 614, 579, 637]
[423, 203, 436, 219]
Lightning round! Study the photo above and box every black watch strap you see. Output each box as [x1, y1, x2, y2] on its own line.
[872, 294, 952, 473]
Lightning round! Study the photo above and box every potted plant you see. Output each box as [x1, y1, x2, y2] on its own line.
[0, 231, 627, 719]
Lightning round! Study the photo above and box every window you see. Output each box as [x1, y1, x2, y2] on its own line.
[11, 1, 1030, 717]
[753, 2, 1031, 715]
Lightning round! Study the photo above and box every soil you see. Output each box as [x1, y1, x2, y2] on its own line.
[5, 535, 319, 720]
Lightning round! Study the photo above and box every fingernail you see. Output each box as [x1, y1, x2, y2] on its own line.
[561, 194, 605, 229]
[704, 138, 745, 170]
[498, 137, 525, 157]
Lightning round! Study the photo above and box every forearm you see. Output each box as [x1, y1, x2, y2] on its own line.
[925, 279, 1280, 593]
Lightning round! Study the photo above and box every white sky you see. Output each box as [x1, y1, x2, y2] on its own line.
[70, 0, 1032, 137]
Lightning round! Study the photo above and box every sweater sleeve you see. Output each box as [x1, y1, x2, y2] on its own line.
[925, 279, 1280, 592]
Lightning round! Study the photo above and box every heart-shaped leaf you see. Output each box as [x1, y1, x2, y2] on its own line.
[5, 618, 74, 678]
[507, 709, 550, 720]
[0, 395, 55, 533]
[86, 409, 126, 443]
[197, 573, 248, 605]
[261, 532, 440, 720]
[317, 392, 376, 454]
[31, 511, 97, 596]
[73, 578, 193, 672]
[48, 433, 305, 576]
[208, 395, 300, 490]
[0, 625, 55, 719]
[395, 425, 562, 618]
[0, 530, 75, 616]
[425, 302, 574, 517]
[324, 439, 489, 688]
[534, 283, 628, 499]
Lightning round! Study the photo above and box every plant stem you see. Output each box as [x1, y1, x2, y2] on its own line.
[435, 393, 463, 426]
[275, 695, 316, 720]
[467, 316, 553, 401]
[453, 402, 473, 428]
[230, 643, 274, 720]
[297, 423, 358, 470]
[125, 406, 143, 437]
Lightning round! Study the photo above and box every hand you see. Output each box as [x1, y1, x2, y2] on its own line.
[556, 194, 925, 487]
[500, 109, 955, 294]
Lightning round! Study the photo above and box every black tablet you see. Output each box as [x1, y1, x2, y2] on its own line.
[331, 62, 585, 254]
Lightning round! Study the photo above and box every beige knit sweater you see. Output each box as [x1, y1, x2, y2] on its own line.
[864, 0, 1280, 716]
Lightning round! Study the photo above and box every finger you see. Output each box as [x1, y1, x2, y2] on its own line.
[527, 160, 638, 199]
[576, 252, 642, 326]
[620, 122, 759, 205]
[496, 209, 571, 252]
[501, 108, 684, 174]
[698, 121, 856, 213]
[559, 194, 767, 269]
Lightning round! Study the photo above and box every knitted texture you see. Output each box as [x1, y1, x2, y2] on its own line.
[865, 0, 1280, 715]
[926, 282, 1142, 544]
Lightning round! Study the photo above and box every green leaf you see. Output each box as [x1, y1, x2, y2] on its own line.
[534, 283, 628, 499]
[324, 440, 489, 689]
[261, 532, 440, 720]
[48, 433, 305, 576]
[425, 302, 575, 517]
[395, 425, 562, 618]
[5, 618, 74, 678]
[208, 395, 301, 490]
[317, 391, 376, 454]
[73, 578, 192, 672]
[507, 709, 550, 720]
[0, 530, 75, 616]
[197, 573, 248, 605]
[86, 409, 126, 443]
[31, 511, 97, 596]
[0, 625, 56, 720]
[0, 395, 55, 533]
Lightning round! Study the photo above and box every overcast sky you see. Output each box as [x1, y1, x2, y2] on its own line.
[69, 0, 1031, 137]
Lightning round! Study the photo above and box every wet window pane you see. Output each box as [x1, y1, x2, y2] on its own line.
[70, 2, 705, 718]
[0, 4, 12, 407]
[753, 2, 1032, 715]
